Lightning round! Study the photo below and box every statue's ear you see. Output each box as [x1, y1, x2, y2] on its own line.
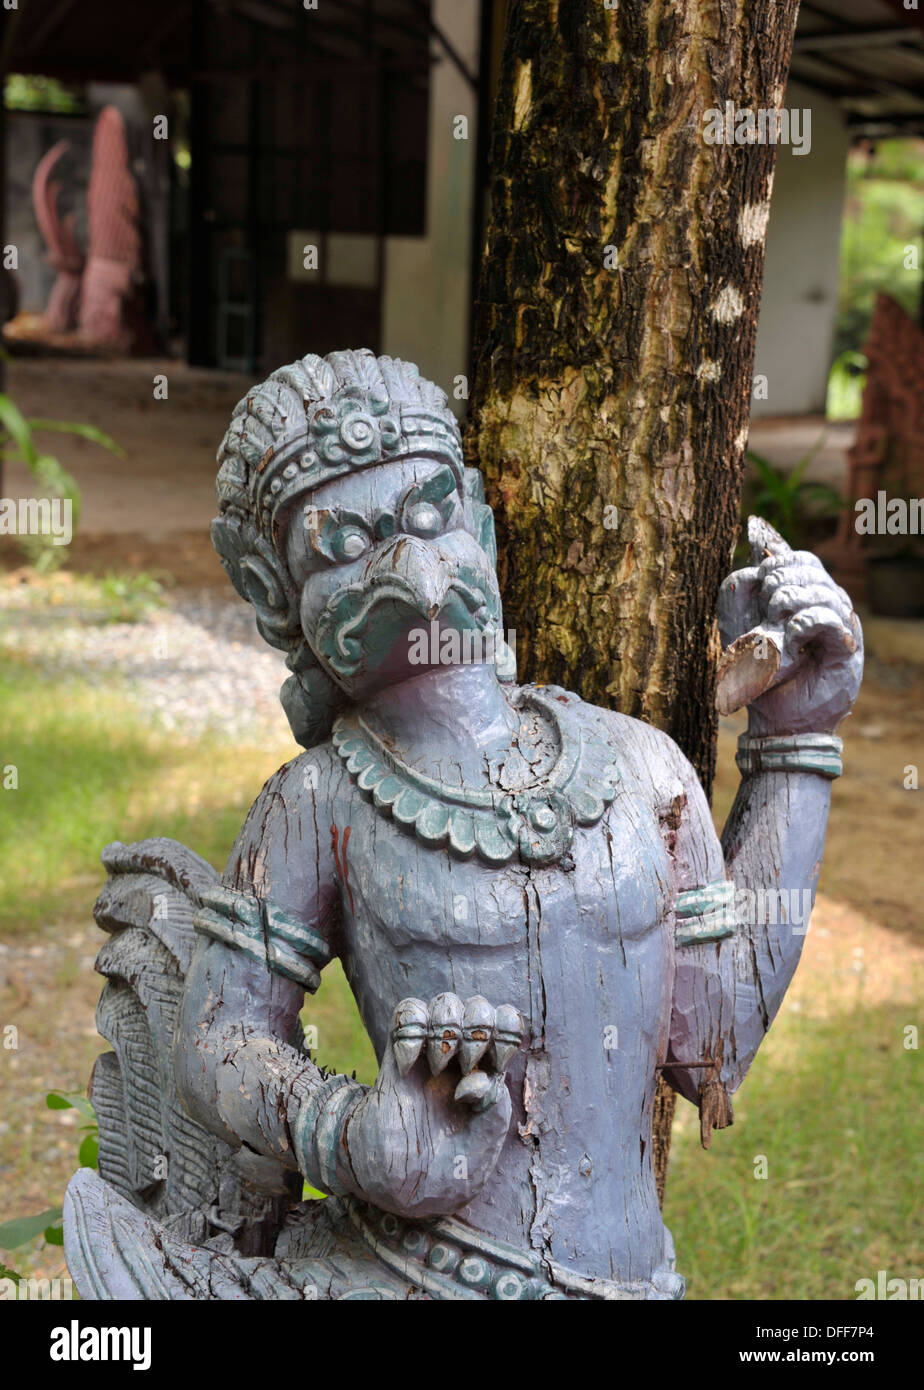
[240, 541, 300, 647]
[210, 512, 252, 604]
[463, 466, 498, 569]
[211, 511, 300, 651]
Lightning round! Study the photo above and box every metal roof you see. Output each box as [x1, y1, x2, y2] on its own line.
[791, 0, 924, 138]
[3, 0, 922, 137]
[0, 0, 441, 86]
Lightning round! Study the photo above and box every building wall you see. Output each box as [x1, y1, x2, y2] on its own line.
[752, 80, 850, 419]
[381, 0, 480, 416]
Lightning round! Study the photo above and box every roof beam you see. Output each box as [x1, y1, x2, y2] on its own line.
[22, 0, 81, 56]
[192, 57, 431, 82]
[794, 49, 924, 107]
[232, 1, 294, 31]
[794, 26, 924, 53]
[140, 2, 191, 63]
[331, 0, 434, 51]
[847, 113, 924, 136]
[787, 67, 864, 103]
[798, 0, 860, 26]
[222, 0, 418, 66]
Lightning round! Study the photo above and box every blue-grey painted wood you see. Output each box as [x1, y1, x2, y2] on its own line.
[63, 351, 863, 1300]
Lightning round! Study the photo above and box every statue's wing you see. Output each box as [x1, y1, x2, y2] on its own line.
[65, 1167, 323, 1299]
[67, 838, 300, 1298]
[64, 1168, 406, 1301]
[87, 838, 230, 1231]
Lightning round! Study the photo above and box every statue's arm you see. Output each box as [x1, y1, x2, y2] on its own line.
[661, 529, 862, 1139]
[661, 736, 831, 1124]
[175, 753, 343, 1170]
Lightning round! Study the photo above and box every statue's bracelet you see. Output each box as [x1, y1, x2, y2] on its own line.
[293, 1073, 367, 1196]
[736, 732, 843, 780]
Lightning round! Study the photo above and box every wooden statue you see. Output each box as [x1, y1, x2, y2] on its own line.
[32, 141, 84, 333]
[63, 350, 862, 1300]
[78, 106, 143, 351]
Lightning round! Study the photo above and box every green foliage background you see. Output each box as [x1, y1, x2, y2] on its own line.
[834, 137, 924, 362]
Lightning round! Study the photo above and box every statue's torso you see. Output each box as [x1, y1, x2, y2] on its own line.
[320, 694, 682, 1284]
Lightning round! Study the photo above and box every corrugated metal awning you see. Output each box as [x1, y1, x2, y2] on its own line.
[791, 0, 924, 138]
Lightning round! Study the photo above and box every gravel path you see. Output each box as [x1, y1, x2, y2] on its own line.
[0, 586, 291, 743]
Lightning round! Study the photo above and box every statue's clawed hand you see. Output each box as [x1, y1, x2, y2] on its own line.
[716, 518, 863, 736]
[344, 993, 524, 1219]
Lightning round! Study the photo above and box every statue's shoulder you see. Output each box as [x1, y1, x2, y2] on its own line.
[244, 739, 345, 824]
[525, 682, 693, 807]
[232, 741, 351, 883]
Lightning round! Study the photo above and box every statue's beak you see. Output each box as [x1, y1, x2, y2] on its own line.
[369, 533, 456, 621]
[314, 535, 486, 682]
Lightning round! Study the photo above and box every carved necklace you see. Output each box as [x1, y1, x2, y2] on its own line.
[331, 685, 618, 867]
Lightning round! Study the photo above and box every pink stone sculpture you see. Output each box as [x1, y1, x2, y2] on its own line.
[32, 140, 84, 332]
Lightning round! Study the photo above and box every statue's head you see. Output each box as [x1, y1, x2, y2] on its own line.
[212, 349, 508, 747]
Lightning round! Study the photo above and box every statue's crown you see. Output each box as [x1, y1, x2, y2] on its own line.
[216, 348, 463, 541]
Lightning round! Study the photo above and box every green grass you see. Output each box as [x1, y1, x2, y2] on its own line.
[303, 961, 377, 1083]
[0, 569, 165, 621]
[664, 1001, 923, 1300]
[0, 656, 287, 932]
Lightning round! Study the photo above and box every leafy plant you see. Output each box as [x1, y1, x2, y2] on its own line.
[0, 1207, 65, 1251]
[0, 1092, 97, 1256]
[47, 1090, 100, 1169]
[4, 74, 85, 115]
[740, 435, 845, 555]
[826, 349, 867, 422]
[834, 138, 924, 361]
[96, 570, 165, 623]
[0, 394, 123, 571]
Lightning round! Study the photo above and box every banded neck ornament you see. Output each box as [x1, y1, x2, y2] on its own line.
[332, 685, 618, 867]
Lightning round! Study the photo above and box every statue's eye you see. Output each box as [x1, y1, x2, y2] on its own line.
[404, 501, 444, 538]
[331, 524, 372, 563]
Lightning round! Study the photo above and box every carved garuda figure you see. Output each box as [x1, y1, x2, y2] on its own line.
[64, 350, 863, 1300]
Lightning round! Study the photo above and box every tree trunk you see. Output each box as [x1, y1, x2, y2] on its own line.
[467, 0, 800, 1202]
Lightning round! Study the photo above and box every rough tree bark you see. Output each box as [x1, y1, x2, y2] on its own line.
[467, 0, 800, 1201]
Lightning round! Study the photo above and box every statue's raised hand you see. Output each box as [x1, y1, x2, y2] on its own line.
[343, 993, 523, 1219]
[716, 518, 863, 737]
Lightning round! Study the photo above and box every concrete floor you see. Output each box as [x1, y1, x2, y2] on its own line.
[2, 357, 251, 540]
[748, 415, 855, 487]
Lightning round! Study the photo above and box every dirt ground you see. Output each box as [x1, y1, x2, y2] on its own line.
[715, 649, 924, 941]
[1, 357, 249, 586]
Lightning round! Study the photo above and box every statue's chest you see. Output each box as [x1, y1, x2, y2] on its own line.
[331, 781, 673, 953]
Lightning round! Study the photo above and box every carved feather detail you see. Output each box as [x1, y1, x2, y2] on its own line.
[76, 838, 296, 1248]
